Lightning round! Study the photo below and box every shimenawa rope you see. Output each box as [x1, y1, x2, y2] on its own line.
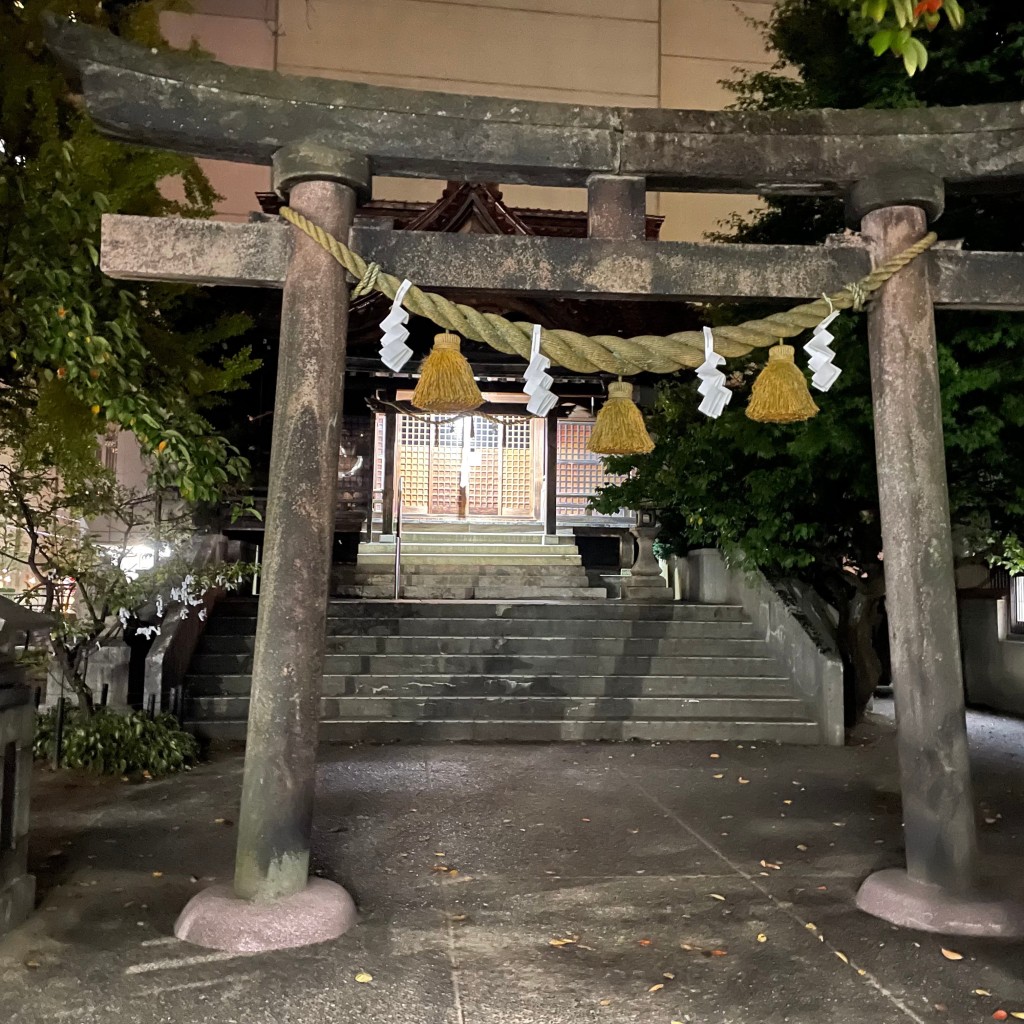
[279, 205, 936, 376]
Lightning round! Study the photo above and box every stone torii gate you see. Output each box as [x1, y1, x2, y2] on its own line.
[50, 18, 1024, 949]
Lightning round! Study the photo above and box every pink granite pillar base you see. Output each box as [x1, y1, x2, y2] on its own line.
[857, 868, 1024, 937]
[174, 879, 357, 952]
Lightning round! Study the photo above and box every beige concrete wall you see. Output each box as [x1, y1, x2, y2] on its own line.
[160, 6, 277, 221]
[162, 0, 782, 236]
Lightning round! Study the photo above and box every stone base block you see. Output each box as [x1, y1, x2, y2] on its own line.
[0, 873, 36, 937]
[174, 878, 357, 952]
[620, 580, 673, 603]
[857, 868, 1024, 937]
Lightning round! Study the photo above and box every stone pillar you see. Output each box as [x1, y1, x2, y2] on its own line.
[175, 144, 369, 952]
[850, 174, 1024, 936]
[0, 682, 35, 938]
[587, 175, 647, 240]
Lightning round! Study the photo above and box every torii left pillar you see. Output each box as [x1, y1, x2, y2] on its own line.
[175, 143, 369, 952]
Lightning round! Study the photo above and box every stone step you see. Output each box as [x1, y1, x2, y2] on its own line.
[187, 694, 809, 723]
[334, 584, 602, 601]
[202, 617, 763, 643]
[356, 552, 582, 566]
[206, 600, 752, 629]
[189, 651, 782, 676]
[473, 586, 606, 600]
[200, 634, 770, 657]
[397, 532, 575, 546]
[335, 565, 591, 580]
[188, 718, 822, 744]
[186, 672, 795, 699]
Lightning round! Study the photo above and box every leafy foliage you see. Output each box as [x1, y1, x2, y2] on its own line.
[596, 0, 1024, 716]
[1, 0, 260, 504]
[34, 707, 199, 776]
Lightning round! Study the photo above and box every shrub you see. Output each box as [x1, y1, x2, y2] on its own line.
[34, 707, 199, 776]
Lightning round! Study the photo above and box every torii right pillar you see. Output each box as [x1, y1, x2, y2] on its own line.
[849, 171, 1024, 936]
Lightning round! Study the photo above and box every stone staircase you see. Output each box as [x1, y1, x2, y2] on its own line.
[333, 527, 606, 600]
[183, 599, 823, 744]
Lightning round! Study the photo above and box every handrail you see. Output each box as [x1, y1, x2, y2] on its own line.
[394, 477, 404, 600]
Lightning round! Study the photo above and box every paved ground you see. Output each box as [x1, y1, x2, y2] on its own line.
[2, 699, 1024, 1024]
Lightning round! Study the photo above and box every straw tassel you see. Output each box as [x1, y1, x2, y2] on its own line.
[588, 381, 655, 456]
[411, 332, 483, 413]
[745, 343, 819, 423]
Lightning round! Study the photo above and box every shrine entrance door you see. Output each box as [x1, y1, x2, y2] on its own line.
[394, 413, 542, 521]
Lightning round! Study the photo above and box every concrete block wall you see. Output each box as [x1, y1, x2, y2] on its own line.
[686, 549, 845, 745]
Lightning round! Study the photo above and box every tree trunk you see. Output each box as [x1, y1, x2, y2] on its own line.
[819, 568, 887, 725]
[839, 587, 884, 724]
[49, 638, 94, 718]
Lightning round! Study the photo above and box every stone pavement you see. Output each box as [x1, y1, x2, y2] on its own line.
[2, 700, 1023, 1024]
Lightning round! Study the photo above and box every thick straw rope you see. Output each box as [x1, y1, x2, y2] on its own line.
[280, 205, 936, 375]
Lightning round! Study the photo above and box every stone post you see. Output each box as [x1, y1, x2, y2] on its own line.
[621, 511, 672, 603]
[850, 174, 1024, 936]
[175, 144, 369, 952]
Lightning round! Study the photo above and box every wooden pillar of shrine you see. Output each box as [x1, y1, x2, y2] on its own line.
[381, 406, 398, 537]
[851, 173, 1024, 936]
[175, 144, 370, 952]
[544, 409, 559, 536]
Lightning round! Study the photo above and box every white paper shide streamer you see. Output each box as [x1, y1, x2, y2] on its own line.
[804, 309, 842, 392]
[379, 278, 414, 372]
[524, 324, 557, 416]
[696, 326, 731, 418]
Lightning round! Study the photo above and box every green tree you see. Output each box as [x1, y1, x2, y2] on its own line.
[1, 0, 260, 504]
[595, 0, 1024, 721]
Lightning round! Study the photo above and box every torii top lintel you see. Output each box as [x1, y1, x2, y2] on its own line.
[48, 18, 1024, 197]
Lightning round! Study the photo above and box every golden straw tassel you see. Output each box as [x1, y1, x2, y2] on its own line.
[588, 380, 655, 456]
[411, 333, 483, 414]
[746, 344, 819, 423]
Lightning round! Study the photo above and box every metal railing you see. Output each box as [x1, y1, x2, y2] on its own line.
[394, 477, 404, 600]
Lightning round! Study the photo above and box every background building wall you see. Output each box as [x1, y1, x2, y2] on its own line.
[161, 0, 779, 239]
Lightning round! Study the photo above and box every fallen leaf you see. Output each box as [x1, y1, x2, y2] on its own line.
[975, 990, 992, 997]
[581, 818, 591, 822]
[549, 937, 578, 947]
[940, 948, 964, 961]
[857, 969, 867, 976]
[23, 960, 40, 970]
[450, 914, 468, 923]
[985, 817, 998, 825]
[783, 799, 793, 805]
[1010, 1014, 1024, 1020]
[709, 893, 726, 901]
[805, 923, 817, 931]
[599, 999, 611, 1007]
[759, 860, 781, 870]
[638, 938, 653, 947]
[710, 753, 720, 759]
[648, 983, 664, 993]
[435, 852, 446, 857]
[680, 943, 696, 951]
[835, 951, 849, 964]
[663, 971, 675, 979]
[713, 773, 724, 779]
[354, 971, 373, 983]
[738, 777, 750, 785]
[151, 871, 163, 878]
[796, 844, 808, 851]
[709, 949, 728, 957]
[993, 1012, 1008, 1022]
[757, 933, 767, 943]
